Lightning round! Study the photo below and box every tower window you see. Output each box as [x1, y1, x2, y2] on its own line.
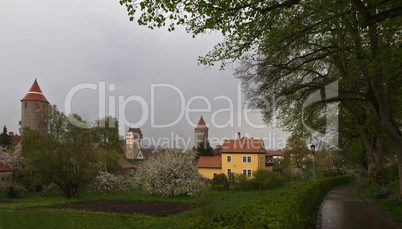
[25, 102, 27, 109]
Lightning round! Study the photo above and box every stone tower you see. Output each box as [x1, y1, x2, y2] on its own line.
[21, 79, 49, 135]
[125, 128, 143, 159]
[194, 116, 208, 148]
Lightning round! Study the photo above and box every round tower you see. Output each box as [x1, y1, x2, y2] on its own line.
[194, 116, 208, 148]
[21, 79, 49, 135]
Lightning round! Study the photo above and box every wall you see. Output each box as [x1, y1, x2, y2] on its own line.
[198, 168, 222, 180]
[21, 101, 49, 135]
[221, 153, 266, 177]
[0, 171, 12, 186]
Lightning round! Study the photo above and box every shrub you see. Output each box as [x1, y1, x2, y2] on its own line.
[90, 171, 126, 194]
[185, 175, 353, 228]
[252, 169, 281, 190]
[211, 173, 229, 191]
[1, 183, 26, 199]
[233, 174, 252, 191]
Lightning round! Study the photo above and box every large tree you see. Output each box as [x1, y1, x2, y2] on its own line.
[121, 0, 402, 199]
[23, 112, 101, 198]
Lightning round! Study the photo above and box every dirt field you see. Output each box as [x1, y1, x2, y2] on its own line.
[46, 200, 193, 217]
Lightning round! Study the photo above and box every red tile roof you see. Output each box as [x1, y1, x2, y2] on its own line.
[10, 135, 21, 146]
[196, 156, 222, 168]
[0, 164, 13, 172]
[21, 79, 49, 103]
[195, 116, 208, 129]
[266, 150, 283, 156]
[221, 137, 265, 153]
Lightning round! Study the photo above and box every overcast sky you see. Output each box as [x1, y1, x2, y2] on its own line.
[0, 0, 288, 150]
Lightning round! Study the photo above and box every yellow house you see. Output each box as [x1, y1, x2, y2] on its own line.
[197, 157, 222, 179]
[196, 136, 274, 179]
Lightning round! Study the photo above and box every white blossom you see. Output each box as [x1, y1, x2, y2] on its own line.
[135, 149, 206, 197]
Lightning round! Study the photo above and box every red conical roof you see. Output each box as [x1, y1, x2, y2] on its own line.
[196, 116, 208, 129]
[21, 79, 49, 103]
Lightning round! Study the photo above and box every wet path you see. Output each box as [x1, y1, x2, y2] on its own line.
[316, 175, 401, 229]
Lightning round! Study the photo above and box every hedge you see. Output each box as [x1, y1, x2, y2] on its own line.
[185, 175, 353, 229]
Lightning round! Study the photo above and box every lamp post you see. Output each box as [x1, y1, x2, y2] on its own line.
[310, 145, 316, 182]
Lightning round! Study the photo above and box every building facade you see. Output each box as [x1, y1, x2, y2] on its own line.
[197, 135, 274, 180]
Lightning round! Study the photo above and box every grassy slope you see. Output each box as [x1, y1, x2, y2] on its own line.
[359, 180, 402, 224]
[0, 183, 299, 229]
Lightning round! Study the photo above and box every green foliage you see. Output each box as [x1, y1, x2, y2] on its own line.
[1, 183, 27, 199]
[195, 138, 214, 162]
[22, 126, 99, 198]
[232, 174, 252, 191]
[252, 169, 281, 190]
[0, 125, 12, 148]
[91, 116, 123, 154]
[211, 173, 229, 191]
[185, 175, 353, 228]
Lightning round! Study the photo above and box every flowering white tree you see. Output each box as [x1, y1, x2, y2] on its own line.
[90, 171, 126, 194]
[135, 149, 205, 196]
[0, 147, 24, 171]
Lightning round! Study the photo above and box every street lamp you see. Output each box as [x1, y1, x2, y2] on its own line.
[310, 145, 316, 182]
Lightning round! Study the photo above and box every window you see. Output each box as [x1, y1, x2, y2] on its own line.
[261, 156, 264, 163]
[213, 173, 217, 178]
[25, 102, 27, 109]
[243, 156, 252, 163]
[227, 169, 232, 176]
[200, 174, 203, 178]
[242, 169, 252, 177]
[227, 156, 232, 162]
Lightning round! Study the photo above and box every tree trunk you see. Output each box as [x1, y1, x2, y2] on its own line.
[362, 135, 383, 179]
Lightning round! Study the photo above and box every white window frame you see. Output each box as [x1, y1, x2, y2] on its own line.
[243, 156, 247, 163]
[227, 169, 232, 176]
[247, 170, 252, 177]
[227, 155, 232, 162]
[247, 156, 252, 163]
[213, 173, 217, 178]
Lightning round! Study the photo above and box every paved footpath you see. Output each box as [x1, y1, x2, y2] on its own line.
[316, 175, 401, 229]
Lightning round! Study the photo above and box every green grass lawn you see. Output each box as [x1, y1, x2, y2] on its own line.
[0, 182, 301, 229]
[359, 181, 402, 224]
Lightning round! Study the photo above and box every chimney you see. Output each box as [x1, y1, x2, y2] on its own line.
[237, 132, 241, 140]
[9, 132, 14, 137]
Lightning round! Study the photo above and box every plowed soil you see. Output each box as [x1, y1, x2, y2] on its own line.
[46, 200, 192, 217]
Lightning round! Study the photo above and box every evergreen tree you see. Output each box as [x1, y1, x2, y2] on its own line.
[195, 138, 214, 162]
[0, 125, 12, 148]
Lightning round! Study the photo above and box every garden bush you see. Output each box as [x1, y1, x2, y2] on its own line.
[211, 173, 229, 191]
[252, 169, 281, 190]
[1, 183, 26, 199]
[185, 175, 353, 228]
[233, 174, 252, 191]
